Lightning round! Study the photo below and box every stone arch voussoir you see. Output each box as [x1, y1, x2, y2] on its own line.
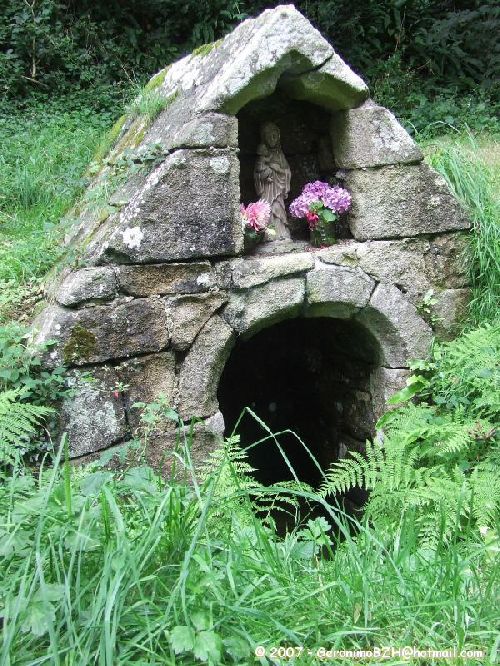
[177, 267, 432, 425]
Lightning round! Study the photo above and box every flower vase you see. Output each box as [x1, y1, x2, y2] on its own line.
[244, 228, 265, 253]
[310, 221, 337, 248]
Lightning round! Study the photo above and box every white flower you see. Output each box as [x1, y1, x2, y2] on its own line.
[122, 226, 144, 249]
[479, 525, 489, 537]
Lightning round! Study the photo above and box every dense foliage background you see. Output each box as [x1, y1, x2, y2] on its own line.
[1, 0, 499, 133]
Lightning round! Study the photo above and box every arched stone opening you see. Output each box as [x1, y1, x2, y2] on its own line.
[217, 316, 381, 496]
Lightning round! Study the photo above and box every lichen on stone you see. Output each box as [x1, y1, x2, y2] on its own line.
[64, 324, 97, 364]
[111, 118, 148, 157]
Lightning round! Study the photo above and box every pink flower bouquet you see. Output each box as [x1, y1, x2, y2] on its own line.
[240, 200, 271, 249]
[289, 181, 352, 246]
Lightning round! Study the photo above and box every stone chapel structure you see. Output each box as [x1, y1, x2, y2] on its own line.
[33, 5, 470, 478]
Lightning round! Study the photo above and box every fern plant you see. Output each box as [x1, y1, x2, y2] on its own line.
[0, 389, 54, 466]
[321, 321, 500, 547]
[199, 433, 314, 534]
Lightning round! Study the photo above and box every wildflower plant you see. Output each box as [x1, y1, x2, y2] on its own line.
[289, 181, 352, 246]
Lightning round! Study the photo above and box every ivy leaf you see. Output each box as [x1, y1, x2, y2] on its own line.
[170, 625, 195, 654]
[193, 630, 222, 663]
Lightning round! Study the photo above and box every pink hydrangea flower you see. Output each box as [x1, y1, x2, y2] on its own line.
[321, 185, 352, 214]
[240, 200, 271, 232]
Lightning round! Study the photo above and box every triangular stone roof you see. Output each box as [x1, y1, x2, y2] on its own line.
[63, 5, 371, 268]
[158, 4, 368, 115]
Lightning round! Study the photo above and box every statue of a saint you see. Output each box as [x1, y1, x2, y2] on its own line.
[254, 122, 291, 240]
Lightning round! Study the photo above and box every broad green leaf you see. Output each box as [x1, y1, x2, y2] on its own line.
[80, 471, 112, 496]
[120, 466, 158, 493]
[170, 625, 195, 654]
[321, 209, 336, 222]
[33, 584, 64, 603]
[191, 609, 211, 631]
[224, 635, 251, 661]
[388, 375, 427, 404]
[21, 601, 55, 637]
[193, 630, 222, 663]
[0, 528, 32, 557]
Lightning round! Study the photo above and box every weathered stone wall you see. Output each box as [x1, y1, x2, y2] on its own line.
[31, 5, 470, 465]
[35, 238, 467, 460]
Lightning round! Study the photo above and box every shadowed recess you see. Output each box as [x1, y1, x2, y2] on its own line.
[217, 317, 381, 494]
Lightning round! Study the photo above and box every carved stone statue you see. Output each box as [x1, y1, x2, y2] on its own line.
[254, 122, 291, 240]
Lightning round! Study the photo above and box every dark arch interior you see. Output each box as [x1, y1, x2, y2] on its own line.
[217, 317, 381, 497]
[237, 90, 353, 240]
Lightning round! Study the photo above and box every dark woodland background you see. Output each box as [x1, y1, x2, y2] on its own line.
[1, 0, 498, 133]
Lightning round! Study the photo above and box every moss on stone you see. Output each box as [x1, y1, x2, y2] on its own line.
[64, 325, 97, 364]
[192, 39, 223, 57]
[144, 66, 170, 92]
[93, 115, 127, 164]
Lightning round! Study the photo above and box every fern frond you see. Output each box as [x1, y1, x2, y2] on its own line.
[0, 389, 54, 465]
[470, 467, 500, 528]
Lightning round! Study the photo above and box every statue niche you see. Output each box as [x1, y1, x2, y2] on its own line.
[254, 122, 291, 240]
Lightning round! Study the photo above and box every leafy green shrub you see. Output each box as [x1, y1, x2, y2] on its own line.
[0, 0, 244, 99]
[2, 0, 498, 137]
[372, 64, 499, 137]
[0, 323, 66, 403]
[321, 321, 500, 546]
[0, 323, 67, 463]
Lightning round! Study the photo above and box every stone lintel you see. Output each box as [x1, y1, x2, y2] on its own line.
[305, 264, 375, 318]
[231, 252, 314, 289]
[222, 277, 305, 335]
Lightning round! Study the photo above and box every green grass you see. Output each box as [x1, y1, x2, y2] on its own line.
[423, 132, 500, 325]
[0, 433, 497, 665]
[0, 103, 113, 321]
[126, 88, 178, 123]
